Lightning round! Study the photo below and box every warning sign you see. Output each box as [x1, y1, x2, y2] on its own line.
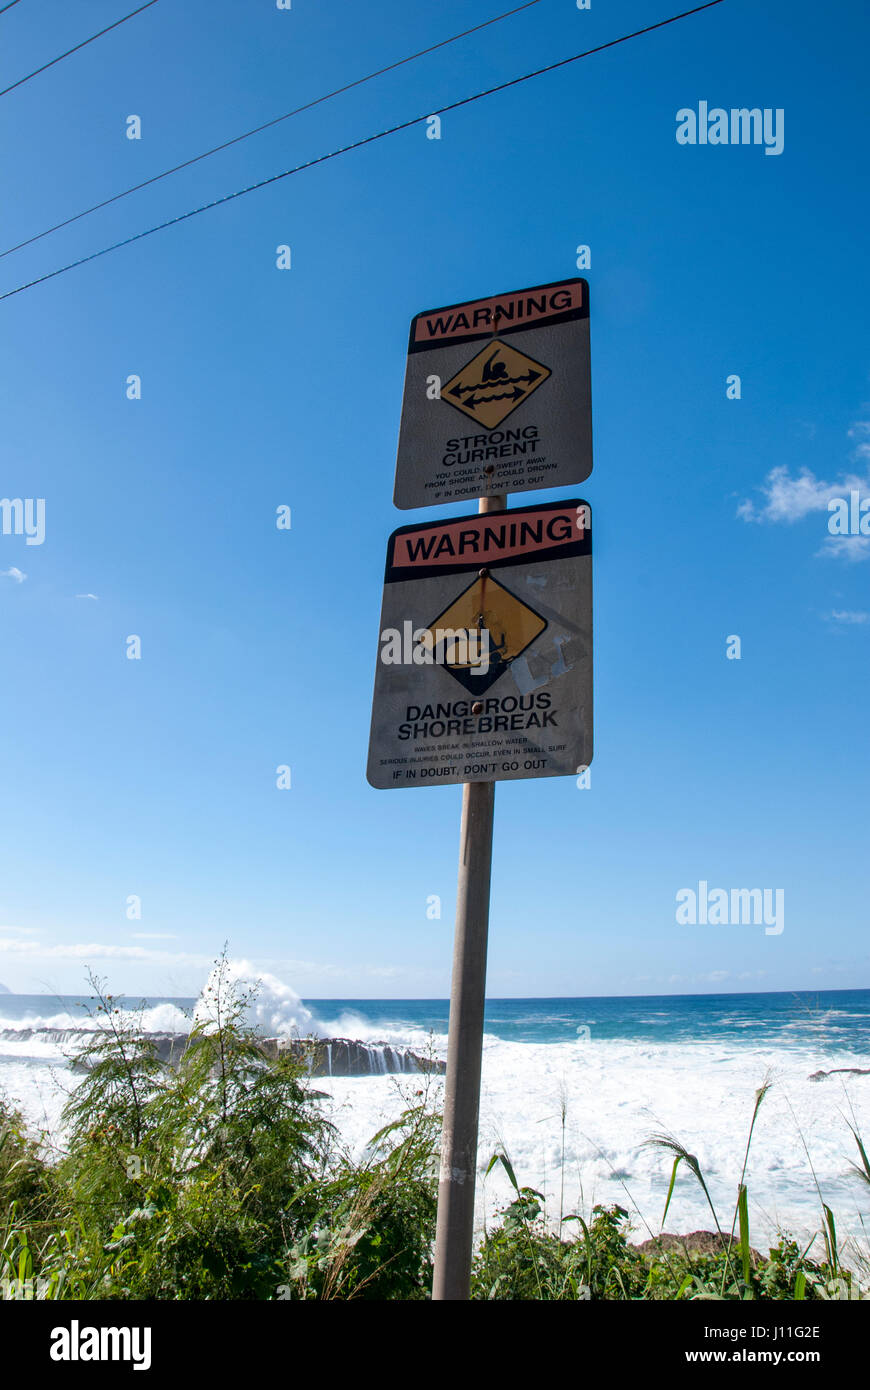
[393, 278, 592, 510]
[367, 500, 593, 788]
[442, 341, 551, 429]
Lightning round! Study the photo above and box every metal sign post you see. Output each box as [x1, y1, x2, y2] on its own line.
[432, 493, 503, 1302]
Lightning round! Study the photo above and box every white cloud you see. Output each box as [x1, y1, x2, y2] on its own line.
[75, 593, 99, 600]
[815, 535, 870, 562]
[738, 464, 870, 524]
[252, 956, 408, 982]
[738, 412, 870, 538]
[1, 567, 26, 583]
[131, 932, 179, 941]
[827, 608, 869, 624]
[0, 938, 212, 967]
[0, 937, 410, 985]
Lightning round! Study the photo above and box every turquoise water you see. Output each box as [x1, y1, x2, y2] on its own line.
[308, 990, 870, 1050]
[2, 987, 869, 1051]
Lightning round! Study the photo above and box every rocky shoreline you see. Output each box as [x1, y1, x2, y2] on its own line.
[20, 1029, 447, 1077]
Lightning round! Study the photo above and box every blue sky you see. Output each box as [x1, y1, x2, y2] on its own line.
[0, 0, 867, 999]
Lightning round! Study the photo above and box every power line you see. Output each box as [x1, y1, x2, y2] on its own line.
[1, 0, 543, 259]
[0, 1, 725, 303]
[0, 1, 25, 14]
[0, 0, 161, 98]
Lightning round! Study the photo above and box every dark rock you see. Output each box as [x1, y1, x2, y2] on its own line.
[62, 1030, 444, 1077]
[808, 1068, 870, 1082]
[634, 1230, 762, 1262]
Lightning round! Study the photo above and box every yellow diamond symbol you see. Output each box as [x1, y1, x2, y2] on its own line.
[420, 573, 547, 694]
[442, 339, 551, 429]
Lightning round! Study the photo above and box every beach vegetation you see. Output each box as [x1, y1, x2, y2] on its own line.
[1, 960, 867, 1301]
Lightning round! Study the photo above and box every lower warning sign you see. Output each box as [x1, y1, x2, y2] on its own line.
[366, 500, 593, 788]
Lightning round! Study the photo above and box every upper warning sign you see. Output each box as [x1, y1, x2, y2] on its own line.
[394, 278, 592, 510]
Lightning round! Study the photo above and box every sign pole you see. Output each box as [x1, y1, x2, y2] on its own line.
[432, 491, 505, 1302]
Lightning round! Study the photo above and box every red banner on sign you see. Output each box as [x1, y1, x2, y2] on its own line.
[388, 502, 589, 580]
[411, 280, 586, 348]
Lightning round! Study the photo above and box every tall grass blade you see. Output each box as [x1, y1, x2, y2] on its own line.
[485, 1151, 519, 1193]
[845, 1123, 870, 1187]
[737, 1183, 752, 1290]
[645, 1132, 737, 1286]
[823, 1204, 838, 1273]
[661, 1155, 682, 1228]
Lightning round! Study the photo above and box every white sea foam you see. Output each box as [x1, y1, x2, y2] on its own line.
[313, 1011, 449, 1052]
[315, 1036, 870, 1252]
[0, 1002, 192, 1035]
[192, 959, 319, 1037]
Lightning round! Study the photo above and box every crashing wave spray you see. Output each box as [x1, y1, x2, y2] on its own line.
[192, 958, 323, 1038]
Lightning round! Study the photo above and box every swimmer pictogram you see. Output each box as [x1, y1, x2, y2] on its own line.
[442, 339, 551, 429]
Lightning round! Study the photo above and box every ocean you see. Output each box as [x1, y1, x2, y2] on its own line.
[2, 985, 869, 1253]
